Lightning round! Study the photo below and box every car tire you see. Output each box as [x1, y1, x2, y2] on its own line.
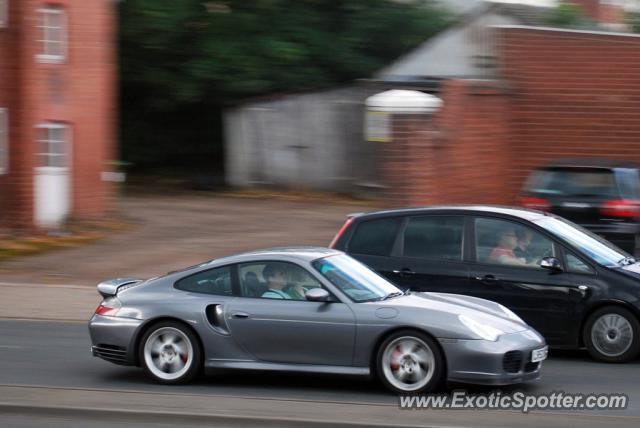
[583, 306, 640, 363]
[139, 321, 202, 384]
[376, 330, 445, 394]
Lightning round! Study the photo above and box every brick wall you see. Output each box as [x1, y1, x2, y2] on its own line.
[0, 0, 116, 231]
[0, 0, 20, 228]
[499, 27, 640, 202]
[381, 27, 640, 209]
[380, 79, 511, 207]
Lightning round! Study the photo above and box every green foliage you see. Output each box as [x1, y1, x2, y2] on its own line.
[627, 11, 640, 33]
[120, 0, 449, 104]
[118, 0, 449, 173]
[544, 2, 597, 30]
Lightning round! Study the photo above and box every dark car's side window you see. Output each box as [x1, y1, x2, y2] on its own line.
[349, 217, 400, 256]
[403, 216, 464, 261]
[566, 252, 595, 274]
[475, 217, 554, 269]
[175, 266, 233, 296]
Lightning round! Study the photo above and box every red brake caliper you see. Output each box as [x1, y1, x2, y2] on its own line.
[390, 345, 403, 371]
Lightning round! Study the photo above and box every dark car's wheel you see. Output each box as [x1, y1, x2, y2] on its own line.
[376, 330, 445, 394]
[139, 321, 202, 384]
[583, 306, 640, 363]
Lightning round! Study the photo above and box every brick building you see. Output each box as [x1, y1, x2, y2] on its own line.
[0, 0, 117, 231]
[375, 26, 640, 208]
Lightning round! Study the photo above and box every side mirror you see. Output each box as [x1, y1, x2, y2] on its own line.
[305, 288, 331, 302]
[540, 256, 563, 273]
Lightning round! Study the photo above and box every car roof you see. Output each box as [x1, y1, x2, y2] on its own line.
[350, 205, 548, 222]
[212, 247, 342, 264]
[540, 158, 639, 170]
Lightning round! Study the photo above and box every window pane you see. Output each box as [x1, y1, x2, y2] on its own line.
[349, 217, 400, 256]
[403, 216, 464, 261]
[39, 7, 65, 59]
[527, 168, 616, 198]
[239, 262, 322, 300]
[475, 218, 553, 268]
[615, 169, 640, 200]
[566, 253, 593, 274]
[175, 266, 233, 296]
[51, 154, 65, 168]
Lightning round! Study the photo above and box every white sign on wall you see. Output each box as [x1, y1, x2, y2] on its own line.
[365, 111, 391, 143]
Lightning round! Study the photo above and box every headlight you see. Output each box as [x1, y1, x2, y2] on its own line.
[458, 315, 504, 341]
[498, 304, 524, 323]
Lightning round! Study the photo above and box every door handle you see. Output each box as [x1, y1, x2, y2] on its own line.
[475, 274, 499, 284]
[393, 268, 416, 277]
[231, 311, 250, 319]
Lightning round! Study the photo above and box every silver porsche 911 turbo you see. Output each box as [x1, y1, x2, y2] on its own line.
[89, 247, 548, 393]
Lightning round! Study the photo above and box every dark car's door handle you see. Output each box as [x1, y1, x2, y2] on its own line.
[393, 269, 416, 277]
[231, 312, 250, 319]
[475, 275, 499, 284]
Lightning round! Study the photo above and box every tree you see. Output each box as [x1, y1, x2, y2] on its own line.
[627, 11, 640, 33]
[543, 2, 597, 29]
[118, 0, 450, 175]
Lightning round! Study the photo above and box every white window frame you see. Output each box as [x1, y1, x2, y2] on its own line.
[36, 6, 67, 64]
[0, 108, 7, 174]
[36, 122, 70, 170]
[0, 0, 8, 28]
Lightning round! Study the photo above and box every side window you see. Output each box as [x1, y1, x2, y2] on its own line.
[37, 5, 67, 63]
[349, 217, 400, 256]
[239, 261, 324, 301]
[175, 266, 233, 296]
[566, 252, 594, 274]
[403, 216, 464, 261]
[475, 218, 554, 269]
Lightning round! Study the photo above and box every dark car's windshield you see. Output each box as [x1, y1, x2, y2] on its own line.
[534, 216, 629, 267]
[312, 254, 400, 302]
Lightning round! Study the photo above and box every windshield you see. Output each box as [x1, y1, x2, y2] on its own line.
[534, 216, 629, 267]
[312, 254, 400, 302]
[526, 168, 617, 198]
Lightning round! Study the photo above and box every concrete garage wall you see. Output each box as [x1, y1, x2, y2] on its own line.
[224, 86, 380, 193]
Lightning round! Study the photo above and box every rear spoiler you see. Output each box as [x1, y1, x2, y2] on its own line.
[97, 278, 142, 298]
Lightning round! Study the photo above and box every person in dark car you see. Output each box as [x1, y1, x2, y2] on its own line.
[514, 227, 534, 263]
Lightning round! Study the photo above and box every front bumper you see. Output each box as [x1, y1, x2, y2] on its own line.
[440, 330, 546, 386]
[88, 314, 144, 366]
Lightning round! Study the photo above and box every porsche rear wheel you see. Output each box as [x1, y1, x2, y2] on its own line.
[140, 321, 202, 384]
[376, 330, 445, 394]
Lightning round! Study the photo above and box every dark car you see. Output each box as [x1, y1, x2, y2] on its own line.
[519, 159, 640, 254]
[330, 206, 640, 363]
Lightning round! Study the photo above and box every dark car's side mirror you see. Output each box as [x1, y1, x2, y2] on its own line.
[540, 256, 563, 273]
[305, 288, 331, 302]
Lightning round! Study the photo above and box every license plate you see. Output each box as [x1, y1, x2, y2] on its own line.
[531, 346, 548, 363]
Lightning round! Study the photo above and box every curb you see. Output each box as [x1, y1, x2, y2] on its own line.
[0, 403, 433, 428]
